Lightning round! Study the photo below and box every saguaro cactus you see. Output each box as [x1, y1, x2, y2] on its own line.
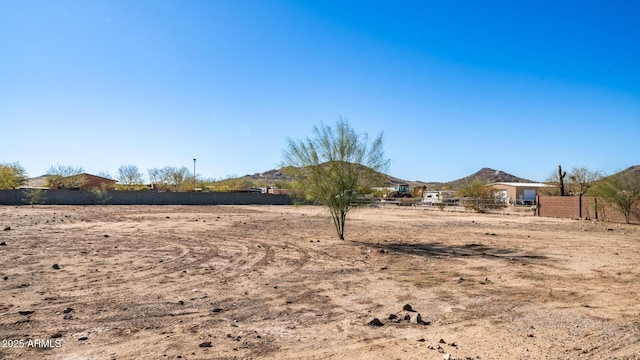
[558, 165, 567, 196]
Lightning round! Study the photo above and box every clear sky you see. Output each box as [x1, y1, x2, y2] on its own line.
[1, 0, 639, 183]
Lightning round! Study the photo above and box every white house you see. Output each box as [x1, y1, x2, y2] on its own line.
[487, 182, 551, 205]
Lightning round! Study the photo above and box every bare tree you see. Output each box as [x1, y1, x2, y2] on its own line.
[47, 164, 84, 177]
[46, 164, 86, 189]
[165, 166, 190, 192]
[147, 166, 191, 192]
[117, 165, 145, 190]
[283, 118, 389, 240]
[98, 171, 113, 179]
[147, 168, 167, 191]
[567, 166, 604, 196]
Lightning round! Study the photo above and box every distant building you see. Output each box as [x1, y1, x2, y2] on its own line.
[21, 175, 50, 189]
[50, 173, 117, 191]
[422, 190, 457, 205]
[487, 182, 550, 205]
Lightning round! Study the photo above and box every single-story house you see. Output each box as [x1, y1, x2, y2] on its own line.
[486, 182, 551, 205]
[50, 173, 117, 191]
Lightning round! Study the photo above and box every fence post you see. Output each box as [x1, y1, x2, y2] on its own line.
[579, 195, 582, 219]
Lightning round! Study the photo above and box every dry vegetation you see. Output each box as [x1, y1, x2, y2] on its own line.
[0, 205, 639, 359]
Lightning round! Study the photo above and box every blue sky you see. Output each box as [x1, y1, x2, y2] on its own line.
[1, 0, 638, 183]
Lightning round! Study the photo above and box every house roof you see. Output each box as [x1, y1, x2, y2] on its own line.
[488, 182, 551, 188]
[66, 173, 116, 182]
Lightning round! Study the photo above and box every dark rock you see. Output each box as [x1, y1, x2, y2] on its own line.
[417, 338, 426, 342]
[18, 310, 34, 316]
[103, 234, 109, 238]
[2, 276, 7, 280]
[439, 338, 446, 344]
[402, 304, 414, 312]
[3, 226, 10, 231]
[52, 264, 61, 270]
[0, 241, 6, 246]
[64, 314, 72, 320]
[78, 336, 88, 341]
[51, 332, 63, 338]
[63, 307, 73, 313]
[199, 341, 212, 348]
[211, 308, 223, 313]
[388, 314, 398, 320]
[368, 318, 384, 326]
[410, 312, 429, 325]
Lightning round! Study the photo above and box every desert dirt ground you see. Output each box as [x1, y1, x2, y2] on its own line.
[0, 204, 638, 360]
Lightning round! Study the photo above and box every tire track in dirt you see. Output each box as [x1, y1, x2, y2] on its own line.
[4, 205, 639, 360]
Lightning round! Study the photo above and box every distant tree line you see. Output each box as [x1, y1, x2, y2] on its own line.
[2, 154, 639, 225]
[0, 162, 293, 193]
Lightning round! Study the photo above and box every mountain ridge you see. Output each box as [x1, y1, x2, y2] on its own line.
[241, 166, 539, 190]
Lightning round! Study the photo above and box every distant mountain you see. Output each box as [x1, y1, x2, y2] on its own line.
[238, 166, 535, 190]
[586, 165, 640, 193]
[240, 169, 293, 185]
[445, 168, 535, 189]
[615, 165, 640, 177]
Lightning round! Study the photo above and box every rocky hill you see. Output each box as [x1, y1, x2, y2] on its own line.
[585, 165, 640, 195]
[616, 165, 640, 177]
[445, 168, 535, 189]
[239, 166, 535, 190]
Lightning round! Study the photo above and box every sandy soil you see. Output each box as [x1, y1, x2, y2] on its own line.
[0, 205, 638, 360]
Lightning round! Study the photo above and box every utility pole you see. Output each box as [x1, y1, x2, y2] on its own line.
[193, 158, 196, 191]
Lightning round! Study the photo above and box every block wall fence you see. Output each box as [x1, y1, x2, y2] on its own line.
[0, 189, 292, 206]
[536, 195, 640, 224]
